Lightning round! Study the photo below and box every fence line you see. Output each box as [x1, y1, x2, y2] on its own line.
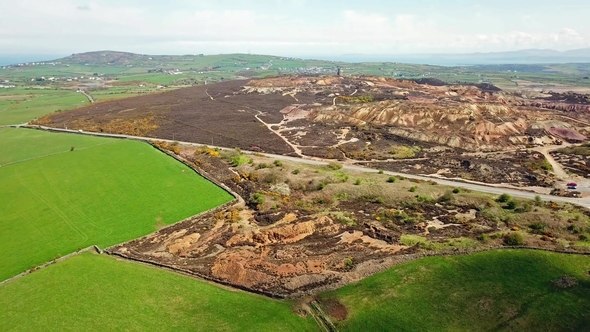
[0, 246, 100, 286]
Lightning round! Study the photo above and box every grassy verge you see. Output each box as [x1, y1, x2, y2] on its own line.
[320, 250, 590, 331]
[0, 128, 233, 280]
[0, 253, 317, 331]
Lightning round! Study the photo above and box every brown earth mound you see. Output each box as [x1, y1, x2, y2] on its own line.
[546, 127, 587, 141]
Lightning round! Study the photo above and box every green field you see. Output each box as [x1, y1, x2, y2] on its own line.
[0, 89, 88, 125]
[0, 128, 233, 280]
[0, 252, 317, 331]
[321, 250, 590, 331]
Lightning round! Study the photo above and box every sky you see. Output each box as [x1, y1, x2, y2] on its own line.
[1, 0, 589, 57]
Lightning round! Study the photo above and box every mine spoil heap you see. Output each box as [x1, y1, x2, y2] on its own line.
[39, 75, 589, 155]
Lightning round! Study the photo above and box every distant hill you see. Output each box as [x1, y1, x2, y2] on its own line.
[14, 48, 590, 67]
[54, 51, 208, 66]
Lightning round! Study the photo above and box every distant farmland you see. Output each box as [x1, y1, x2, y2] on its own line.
[0, 128, 233, 280]
[0, 253, 317, 331]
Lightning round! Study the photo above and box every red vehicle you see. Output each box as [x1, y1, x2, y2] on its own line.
[567, 182, 578, 190]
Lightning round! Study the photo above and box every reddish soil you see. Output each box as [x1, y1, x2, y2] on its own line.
[322, 298, 348, 321]
[546, 127, 587, 141]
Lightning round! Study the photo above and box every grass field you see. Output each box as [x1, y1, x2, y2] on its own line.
[0, 89, 88, 125]
[321, 250, 590, 331]
[0, 252, 317, 331]
[0, 128, 233, 280]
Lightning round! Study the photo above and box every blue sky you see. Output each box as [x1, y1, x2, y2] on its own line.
[1, 0, 589, 56]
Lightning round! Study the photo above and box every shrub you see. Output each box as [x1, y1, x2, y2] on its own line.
[292, 169, 301, 175]
[579, 234, 589, 241]
[335, 192, 348, 200]
[327, 162, 343, 170]
[533, 195, 543, 206]
[497, 193, 512, 203]
[505, 200, 518, 210]
[256, 163, 270, 170]
[452, 188, 461, 194]
[70, 146, 75, 152]
[529, 222, 547, 232]
[409, 186, 417, 193]
[567, 225, 582, 234]
[317, 183, 326, 190]
[250, 193, 265, 206]
[477, 234, 491, 243]
[263, 172, 278, 184]
[514, 203, 532, 213]
[343, 257, 354, 270]
[354, 179, 362, 185]
[387, 176, 396, 183]
[378, 170, 384, 174]
[330, 212, 356, 226]
[438, 190, 454, 203]
[374, 197, 384, 204]
[503, 232, 525, 246]
[416, 195, 435, 203]
[230, 154, 251, 166]
[273, 160, 283, 167]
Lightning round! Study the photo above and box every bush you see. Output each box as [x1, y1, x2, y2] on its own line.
[374, 197, 384, 204]
[378, 170, 384, 174]
[343, 257, 354, 270]
[354, 179, 362, 185]
[292, 169, 301, 175]
[230, 154, 251, 166]
[327, 162, 343, 170]
[250, 193, 265, 206]
[256, 163, 270, 170]
[534, 195, 543, 206]
[335, 192, 349, 200]
[514, 203, 532, 213]
[438, 190, 454, 203]
[409, 186, 417, 193]
[503, 232, 525, 246]
[505, 200, 518, 210]
[529, 222, 547, 232]
[416, 195, 435, 203]
[387, 176, 396, 183]
[477, 234, 491, 243]
[273, 160, 283, 167]
[263, 172, 278, 184]
[452, 188, 461, 194]
[317, 183, 326, 190]
[497, 193, 512, 203]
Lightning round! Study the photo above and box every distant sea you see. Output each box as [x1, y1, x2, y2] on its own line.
[0, 54, 66, 66]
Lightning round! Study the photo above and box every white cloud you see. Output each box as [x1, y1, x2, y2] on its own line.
[0, 0, 588, 55]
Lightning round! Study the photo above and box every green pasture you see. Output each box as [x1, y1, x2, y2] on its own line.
[321, 250, 590, 331]
[0, 253, 317, 331]
[0, 128, 233, 280]
[0, 89, 87, 125]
